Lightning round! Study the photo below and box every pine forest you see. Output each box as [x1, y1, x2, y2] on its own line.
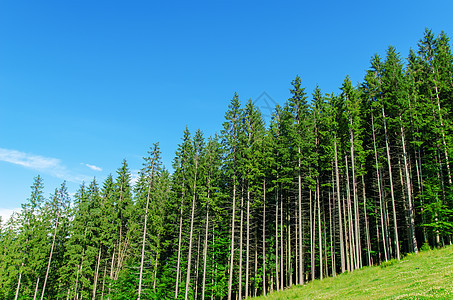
[1, 29, 453, 300]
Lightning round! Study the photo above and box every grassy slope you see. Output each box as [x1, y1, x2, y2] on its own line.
[255, 245, 453, 299]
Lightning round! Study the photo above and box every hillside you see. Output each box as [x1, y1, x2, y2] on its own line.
[255, 245, 453, 299]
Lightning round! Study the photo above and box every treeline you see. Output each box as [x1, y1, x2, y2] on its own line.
[1, 29, 452, 299]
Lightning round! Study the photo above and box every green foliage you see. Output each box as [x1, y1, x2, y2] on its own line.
[420, 242, 431, 251]
[379, 258, 398, 268]
[2, 29, 453, 299]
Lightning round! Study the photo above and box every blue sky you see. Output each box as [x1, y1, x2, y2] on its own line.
[1, 0, 452, 220]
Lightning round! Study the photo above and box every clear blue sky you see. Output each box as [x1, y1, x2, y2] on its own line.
[1, 0, 452, 219]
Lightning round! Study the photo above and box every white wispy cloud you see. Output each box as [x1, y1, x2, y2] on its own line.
[0, 148, 61, 170]
[0, 148, 93, 183]
[83, 163, 103, 172]
[0, 208, 20, 222]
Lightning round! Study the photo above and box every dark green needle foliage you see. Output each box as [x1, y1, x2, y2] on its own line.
[1, 29, 452, 299]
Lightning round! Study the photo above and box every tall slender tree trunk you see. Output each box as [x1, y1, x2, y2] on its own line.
[415, 142, 428, 244]
[74, 248, 85, 299]
[185, 167, 198, 300]
[254, 238, 258, 297]
[14, 261, 23, 300]
[288, 204, 292, 287]
[400, 116, 418, 253]
[246, 187, 250, 298]
[239, 186, 244, 299]
[101, 265, 107, 300]
[194, 234, 201, 299]
[33, 276, 40, 300]
[41, 214, 59, 300]
[275, 189, 279, 291]
[323, 206, 328, 277]
[138, 180, 153, 300]
[343, 193, 350, 272]
[295, 216, 298, 285]
[310, 190, 314, 281]
[329, 169, 336, 276]
[409, 98, 428, 244]
[211, 226, 216, 300]
[201, 201, 210, 300]
[114, 237, 128, 281]
[227, 182, 236, 300]
[372, 111, 389, 261]
[92, 246, 102, 300]
[153, 237, 160, 292]
[382, 106, 401, 260]
[280, 189, 284, 289]
[108, 244, 115, 298]
[317, 183, 323, 280]
[434, 82, 452, 184]
[334, 137, 345, 273]
[298, 152, 304, 284]
[362, 175, 372, 266]
[349, 122, 361, 269]
[345, 155, 355, 272]
[175, 184, 185, 299]
[262, 180, 266, 296]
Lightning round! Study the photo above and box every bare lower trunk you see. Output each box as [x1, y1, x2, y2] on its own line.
[92, 246, 102, 300]
[153, 239, 160, 291]
[33, 277, 40, 300]
[185, 169, 198, 300]
[288, 204, 292, 287]
[310, 190, 314, 281]
[194, 234, 201, 299]
[298, 153, 304, 284]
[371, 111, 389, 261]
[349, 120, 361, 269]
[138, 183, 152, 300]
[175, 191, 184, 299]
[14, 262, 23, 300]
[362, 175, 372, 266]
[317, 183, 323, 280]
[202, 205, 209, 300]
[434, 85, 452, 184]
[280, 190, 284, 289]
[74, 248, 85, 299]
[227, 183, 236, 300]
[400, 118, 418, 253]
[275, 190, 279, 291]
[343, 193, 350, 272]
[382, 106, 400, 260]
[101, 265, 107, 300]
[334, 138, 345, 273]
[108, 244, 115, 298]
[41, 215, 59, 300]
[329, 170, 336, 276]
[345, 155, 355, 272]
[254, 239, 258, 297]
[239, 187, 244, 299]
[262, 180, 266, 296]
[246, 187, 250, 298]
[295, 218, 298, 285]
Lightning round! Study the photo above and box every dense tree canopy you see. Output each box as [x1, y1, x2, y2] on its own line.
[1, 29, 452, 299]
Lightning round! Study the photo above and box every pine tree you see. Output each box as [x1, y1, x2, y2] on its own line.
[221, 92, 243, 300]
[40, 181, 71, 300]
[288, 75, 310, 285]
[13, 176, 47, 299]
[137, 143, 162, 300]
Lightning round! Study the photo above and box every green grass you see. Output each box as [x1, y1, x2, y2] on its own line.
[254, 245, 453, 299]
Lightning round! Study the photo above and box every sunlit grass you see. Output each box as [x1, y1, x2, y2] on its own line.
[254, 245, 453, 299]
